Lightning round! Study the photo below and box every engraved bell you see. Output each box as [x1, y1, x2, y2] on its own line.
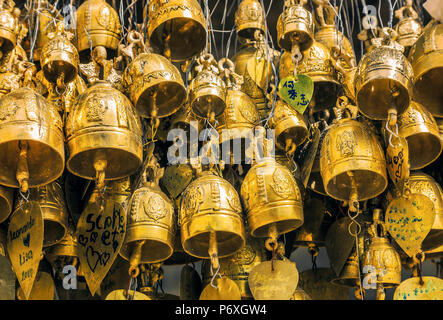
[0, 0, 20, 53]
[394, 1, 422, 51]
[235, 0, 266, 40]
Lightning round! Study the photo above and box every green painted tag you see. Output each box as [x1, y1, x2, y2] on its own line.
[278, 75, 314, 114]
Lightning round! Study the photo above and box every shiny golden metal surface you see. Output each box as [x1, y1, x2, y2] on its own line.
[394, 277, 443, 300]
[394, 4, 422, 49]
[293, 197, 326, 248]
[235, 0, 265, 39]
[199, 277, 242, 300]
[16, 271, 54, 300]
[0, 1, 19, 53]
[277, 4, 314, 52]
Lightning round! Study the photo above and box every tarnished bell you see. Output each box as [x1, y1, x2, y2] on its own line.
[277, 2, 314, 52]
[355, 32, 413, 120]
[180, 171, 245, 258]
[241, 157, 304, 238]
[40, 22, 79, 85]
[0, 88, 64, 189]
[147, 0, 207, 62]
[120, 171, 175, 264]
[201, 235, 266, 299]
[76, 0, 121, 52]
[48, 221, 78, 258]
[409, 21, 443, 118]
[123, 52, 186, 118]
[407, 172, 443, 252]
[320, 117, 387, 201]
[0, 0, 19, 53]
[66, 81, 143, 182]
[235, 0, 266, 39]
[0, 185, 12, 223]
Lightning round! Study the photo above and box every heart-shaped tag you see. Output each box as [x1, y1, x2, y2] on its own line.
[278, 75, 314, 114]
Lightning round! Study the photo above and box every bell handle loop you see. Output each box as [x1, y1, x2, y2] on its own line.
[16, 140, 29, 194]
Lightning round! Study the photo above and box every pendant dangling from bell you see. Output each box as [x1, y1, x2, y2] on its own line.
[189, 53, 226, 120]
[66, 80, 143, 191]
[147, 0, 207, 62]
[409, 21, 443, 118]
[355, 27, 413, 121]
[40, 22, 79, 87]
[393, 0, 422, 53]
[0, 0, 20, 54]
[235, 0, 266, 40]
[0, 88, 64, 192]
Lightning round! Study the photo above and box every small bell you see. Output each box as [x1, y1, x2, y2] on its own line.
[394, 0, 422, 52]
[331, 248, 361, 289]
[0, 0, 20, 53]
[235, 0, 266, 40]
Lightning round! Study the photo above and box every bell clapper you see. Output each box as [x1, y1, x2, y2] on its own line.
[16, 140, 29, 193]
[93, 151, 107, 212]
[208, 231, 221, 289]
[290, 43, 302, 81]
[128, 240, 146, 279]
[265, 223, 279, 271]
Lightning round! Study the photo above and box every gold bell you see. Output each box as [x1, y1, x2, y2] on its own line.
[307, 126, 328, 196]
[40, 22, 79, 86]
[331, 248, 360, 288]
[355, 28, 413, 120]
[235, 0, 266, 40]
[241, 156, 303, 238]
[147, 0, 207, 62]
[0, 0, 19, 53]
[47, 220, 79, 259]
[189, 54, 226, 119]
[76, 0, 121, 53]
[120, 164, 175, 268]
[180, 170, 245, 259]
[277, 0, 314, 52]
[409, 21, 443, 118]
[320, 103, 387, 201]
[0, 185, 13, 223]
[269, 99, 308, 155]
[394, 1, 422, 51]
[0, 88, 64, 191]
[66, 81, 143, 188]
[293, 196, 327, 249]
[123, 51, 187, 119]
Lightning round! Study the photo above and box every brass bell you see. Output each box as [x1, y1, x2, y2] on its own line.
[105, 177, 131, 205]
[180, 169, 245, 259]
[235, 0, 266, 40]
[269, 99, 308, 155]
[387, 101, 442, 170]
[66, 81, 143, 188]
[189, 54, 226, 119]
[47, 220, 79, 259]
[0, 0, 19, 53]
[40, 22, 79, 86]
[241, 156, 303, 238]
[331, 248, 360, 288]
[355, 28, 413, 120]
[120, 164, 175, 267]
[0, 185, 13, 224]
[298, 268, 349, 300]
[277, 0, 314, 52]
[394, 1, 422, 51]
[123, 52, 187, 119]
[293, 196, 327, 249]
[320, 102, 387, 201]
[409, 21, 443, 118]
[407, 172, 443, 252]
[147, 0, 207, 62]
[170, 102, 201, 134]
[76, 0, 121, 53]
[0, 88, 64, 191]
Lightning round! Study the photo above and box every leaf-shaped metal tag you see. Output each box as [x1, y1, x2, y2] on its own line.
[7, 201, 43, 300]
[246, 53, 272, 90]
[278, 75, 313, 114]
[394, 277, 443, 300]
[77, 199, 126, 296]
[386, 135, 409, 190]
[17, 271, 54, 300]
[180, 265, 202, 300]
[199, 277, 241, 300]
[105, 289, 151, 300]
[0, 255, 15, 300]
[248, 260, 299, 300]
[161, 165, 193, 199]
[385, 194, 435, 257]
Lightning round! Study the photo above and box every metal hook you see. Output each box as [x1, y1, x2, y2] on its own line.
[210, 263, 221, 289]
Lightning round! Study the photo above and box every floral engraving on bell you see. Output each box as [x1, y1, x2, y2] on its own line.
[336, 130, 357, 157]
[143, 195, 167, 222]
[183, 185, 203, 219]
[270, 168, 293, 199]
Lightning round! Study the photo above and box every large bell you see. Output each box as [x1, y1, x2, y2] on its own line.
[76, 0, 121, 53]
[180, 170, 245, 259]
[147, 0, 207, 62]
[241, 157, 303, 238]
[235, 0, 266, 40]
[355, 31, 413, 120]
[320, 117, 387, 201]
[0, 88, 64, 191]
[0, 0, 19, 53]
[123, 52, 187, 119]
[66, 81, 143, 185]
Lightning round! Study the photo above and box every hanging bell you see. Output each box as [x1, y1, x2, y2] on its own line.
[180, 169, 245, 259]
[241, 156, 303, 238]
[307, 126, 328, 196]
[40, 22, 79, 86]
[394, 1, 422, 51]
[0, 88, 64, 191]
[147, 0, 207, 62]
[47, 219, 79, 260]
[235, 0, 266, 40]
[277, 0, 314, 52]
[123, 51, 187, 119]
[189, 54, 226, 119]
[409, 21, 443, 118]
[331, 248, 360, 288]
[355, 28, 413, 120]
[0, 0, 19, 53]
[320, 103, 388, 201]
[76, 0, 121, 54]
[293, 196, 327, 249]
[66, 81, 143, 188]
[170, 102, 201, 135]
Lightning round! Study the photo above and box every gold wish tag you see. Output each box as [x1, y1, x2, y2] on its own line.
[199, 277, 242, 300]
[77, 198, 126, 296]
[17, 271, 54, 300]
[385, 194, 435, 257]
[0, 255, 15, 300]
[7, 201, 43, 300]
[246, 54, 272, 90]
[386, 135, 410, 189]
[105, 289, 151, 300]
[248, 260, 299, 300]
[394, 277, 443, 300]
